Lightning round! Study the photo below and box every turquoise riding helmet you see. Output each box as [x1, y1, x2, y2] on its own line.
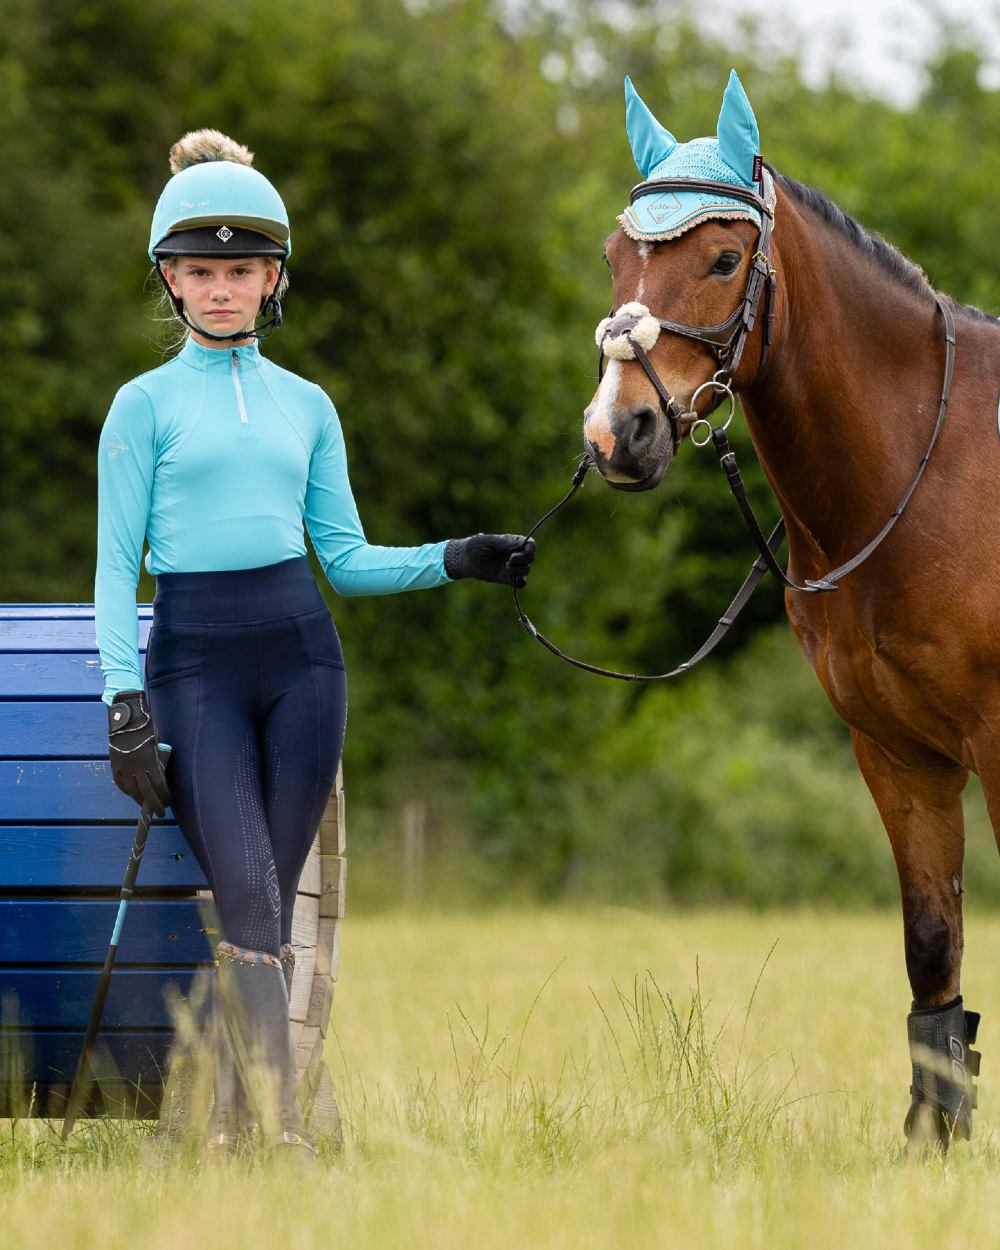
[148, 159, 291, 260]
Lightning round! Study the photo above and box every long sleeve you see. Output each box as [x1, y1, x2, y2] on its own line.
[94, 383, 156, 704]
[305, 393, 451, 596]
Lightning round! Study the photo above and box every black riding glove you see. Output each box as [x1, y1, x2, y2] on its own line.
[107, 690, 171, 817]
[444, 534, 536, 588]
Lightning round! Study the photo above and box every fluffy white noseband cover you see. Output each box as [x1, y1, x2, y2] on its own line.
[594, 301, 662, 360]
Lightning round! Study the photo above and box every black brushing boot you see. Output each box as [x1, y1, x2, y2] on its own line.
[215, 941, 318, 1171]
[904, 995, 981, 1151]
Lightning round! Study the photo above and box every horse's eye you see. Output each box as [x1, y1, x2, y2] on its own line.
[710, 252, 741, 276]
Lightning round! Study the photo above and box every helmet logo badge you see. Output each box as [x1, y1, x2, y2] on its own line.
[216, 226, 233, 243]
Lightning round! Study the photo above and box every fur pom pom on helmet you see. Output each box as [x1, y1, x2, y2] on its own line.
[168, 129, 254, 174]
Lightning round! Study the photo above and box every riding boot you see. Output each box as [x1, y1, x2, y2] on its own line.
[201, 989, 242, 1161]
[904, 995, 981, 1151]
[278, 942, 306, 1121]
[214, 941, 318, 1170]
[207, 943, 298, 1155]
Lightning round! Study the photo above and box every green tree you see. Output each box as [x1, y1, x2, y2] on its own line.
[3, 0, 997, 901]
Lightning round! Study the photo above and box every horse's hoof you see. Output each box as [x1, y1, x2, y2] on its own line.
[903, 1101, 954, 1156]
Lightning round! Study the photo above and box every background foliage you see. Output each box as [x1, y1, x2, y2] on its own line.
[3, 0, 999, 905]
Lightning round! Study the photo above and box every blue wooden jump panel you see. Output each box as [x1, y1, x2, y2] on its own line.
[0, 902, 216, 962]
[0, 605, 213, 1117]
[1, 826, 204, 889]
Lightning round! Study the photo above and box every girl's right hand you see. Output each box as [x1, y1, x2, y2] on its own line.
[107, 690, 172, 816]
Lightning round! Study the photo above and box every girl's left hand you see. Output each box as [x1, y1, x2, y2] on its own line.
[444, 534, 536, 588]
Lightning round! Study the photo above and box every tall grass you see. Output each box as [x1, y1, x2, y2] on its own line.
[2, 909, 1000, 1250]
[336, 949, 795, 1175]
[1, 929, 802, 1180]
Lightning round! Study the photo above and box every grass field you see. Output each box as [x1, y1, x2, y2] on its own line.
[6, 907, 1000, 1249]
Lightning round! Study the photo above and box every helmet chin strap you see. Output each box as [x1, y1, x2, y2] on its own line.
[155, 259, 285, 344]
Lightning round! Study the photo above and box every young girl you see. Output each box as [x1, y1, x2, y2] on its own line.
[95, 130, 535, 1167]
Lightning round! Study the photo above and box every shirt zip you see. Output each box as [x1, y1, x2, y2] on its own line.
[231, 350, 249, 425]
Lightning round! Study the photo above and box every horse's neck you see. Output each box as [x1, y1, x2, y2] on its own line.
[740, 200, 946, 575]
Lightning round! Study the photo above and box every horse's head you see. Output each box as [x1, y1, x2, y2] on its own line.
[584, 70, 775, 490]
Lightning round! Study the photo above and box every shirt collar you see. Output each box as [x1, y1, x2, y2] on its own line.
[177, 336, 263, 371]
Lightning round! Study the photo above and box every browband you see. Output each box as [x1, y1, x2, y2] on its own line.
[629, 175, 775, 219]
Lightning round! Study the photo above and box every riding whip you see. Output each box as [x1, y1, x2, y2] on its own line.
[62, 742, 172, 1138]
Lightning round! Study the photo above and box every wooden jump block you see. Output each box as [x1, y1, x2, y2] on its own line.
[287, 937, 317, 1024]
[293, 1024, 323, 1074]
[318, 768, 346, 855]
[306, 1061, 342, 1141]
[299, 843, 321, 896]
[306, 975, 334, 1033]
[328, 919, 341, 981]
[318, 855, 347, 918]
[314, 917, 341, 980]
[290, 902, 318, 952]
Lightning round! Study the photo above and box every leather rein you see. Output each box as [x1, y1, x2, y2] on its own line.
[514, 174, 958, 682]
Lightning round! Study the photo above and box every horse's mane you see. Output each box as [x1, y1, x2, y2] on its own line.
[770, 167, 997, 325]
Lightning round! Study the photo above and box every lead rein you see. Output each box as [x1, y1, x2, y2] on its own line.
[512, 456, 784, 682]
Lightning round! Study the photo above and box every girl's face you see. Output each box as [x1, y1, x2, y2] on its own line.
[163, 255, 278, 347]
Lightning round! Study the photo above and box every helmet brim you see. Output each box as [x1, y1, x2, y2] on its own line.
[153, 225, 287, 258]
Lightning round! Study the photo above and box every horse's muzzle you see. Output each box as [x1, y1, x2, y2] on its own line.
[584, 400, 674, 491]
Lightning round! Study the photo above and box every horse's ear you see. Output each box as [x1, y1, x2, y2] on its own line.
[716, 69, 760, 184]
[624, 76, 677, 178]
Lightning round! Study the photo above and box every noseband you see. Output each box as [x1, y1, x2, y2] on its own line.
[595, 175, 777, 458]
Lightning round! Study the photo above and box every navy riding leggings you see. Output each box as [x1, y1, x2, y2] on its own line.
[145, 557, 347, 957]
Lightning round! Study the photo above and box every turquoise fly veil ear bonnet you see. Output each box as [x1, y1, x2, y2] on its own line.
[619, 69, 772, 241]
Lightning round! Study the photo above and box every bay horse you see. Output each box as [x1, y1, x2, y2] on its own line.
[582, 70, 999, 1151]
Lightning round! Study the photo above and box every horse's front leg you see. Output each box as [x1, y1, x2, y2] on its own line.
[851, 729, 980, 1151]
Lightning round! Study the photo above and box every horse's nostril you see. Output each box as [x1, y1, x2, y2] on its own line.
[621, 405, 658, 455]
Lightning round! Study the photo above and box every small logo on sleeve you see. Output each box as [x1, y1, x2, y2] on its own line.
[106, 435, 129, 459]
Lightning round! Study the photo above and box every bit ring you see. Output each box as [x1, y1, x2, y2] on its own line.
[686, 374, 736, 447]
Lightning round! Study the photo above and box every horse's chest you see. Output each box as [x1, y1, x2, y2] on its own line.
[784, 595, 954, 748]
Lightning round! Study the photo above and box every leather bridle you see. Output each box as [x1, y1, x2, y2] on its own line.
[514, 173, 958, 681]
[596, 173, 778, 472]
